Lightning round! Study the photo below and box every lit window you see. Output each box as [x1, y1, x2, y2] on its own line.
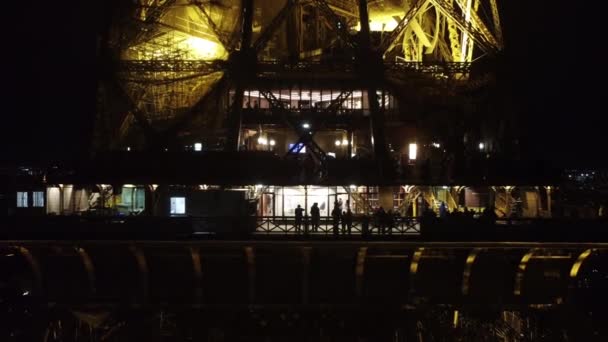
[32, 192, 44, 207]
[170, 197, 186, 215]
[16, 192, 28, 208]
[409, 143, 418, 160]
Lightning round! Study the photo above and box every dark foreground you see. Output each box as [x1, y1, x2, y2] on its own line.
[2, 235, 608, 341]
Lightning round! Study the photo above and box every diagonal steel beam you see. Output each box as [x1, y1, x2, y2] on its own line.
[191, 0, 232, 50]
[380, 0, 428, 54]
[312, 0, 357, 49]
[163, 73, 227, 138]
[489, 0, 503, 48]
[132, 0, 178, 47]
[253, 0, 298, 54]
[429, 0, 497, 53]
[453, 0, 499, 48]
[106, 74, 157, 143]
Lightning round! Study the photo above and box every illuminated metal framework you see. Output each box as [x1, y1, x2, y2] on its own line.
[97, 0, 504, 173]
[2, 242, 605, 340]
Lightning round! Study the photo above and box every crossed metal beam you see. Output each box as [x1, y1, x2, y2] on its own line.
[380, 0, 428, 55]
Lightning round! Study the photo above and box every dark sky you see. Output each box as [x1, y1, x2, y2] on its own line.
[3, 0, 604, 167]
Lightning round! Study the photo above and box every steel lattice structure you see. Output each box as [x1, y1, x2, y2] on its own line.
[96, 0, 505, 176]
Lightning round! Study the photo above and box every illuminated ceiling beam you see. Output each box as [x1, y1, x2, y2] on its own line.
[453, 0, 499, 48]
[191, 0, 233, 50]
[253, 0, 298, 54]
[132, 0, 178, 47]
[489, 0, 503, 48]
[117, 59, 221, 73]
[312, 0, 357, 49]
[428, 0, 497, 53]
[380, 0, 427, 54]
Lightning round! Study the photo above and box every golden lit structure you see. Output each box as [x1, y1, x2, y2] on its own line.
[96, 0, 504, 175]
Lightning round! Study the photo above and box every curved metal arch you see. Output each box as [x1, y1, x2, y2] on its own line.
[461, 247, 482, 296]
[355, 247, 368, 297]
[129, 245, 149, 302]
[513, 248, 538, 296]
[14, 246, 43, 295]
[409, 247, 425, 294]
[569, 249, 596, 279]
[189, 246, 203, 304]
[75, 247, 97, 295]
[244, 246, 256, 304]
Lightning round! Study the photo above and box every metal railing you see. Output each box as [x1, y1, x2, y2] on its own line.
[255, 216, 420, 235]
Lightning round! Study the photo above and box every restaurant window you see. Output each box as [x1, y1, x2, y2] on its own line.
[16, 192, 28, 208]
[32, 191, 44, 207]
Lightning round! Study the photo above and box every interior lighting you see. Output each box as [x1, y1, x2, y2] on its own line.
[478, 142, 485, 150]
[409, 143, 417, 160]
[194, 142, 202, 151]
[257, 137, 268, 145]
[185, 36, 225, 60]
[335, 140, 342, 146]
[302, 123, 310, 129]
[269, 139, 276, 146]
[342, 139, 348, 145]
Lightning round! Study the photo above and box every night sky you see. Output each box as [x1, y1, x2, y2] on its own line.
[3, 0, 604, 168]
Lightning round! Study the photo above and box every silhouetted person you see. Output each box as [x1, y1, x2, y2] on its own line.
[294, 204, 304, 233]
[344, 208, 353, 235]
[481, 206, 497, 225]
[311, 203, 320, 232]
[376, 207, 387, 234]
[439, 201, 447, 218]
[331, 204, 341, 236]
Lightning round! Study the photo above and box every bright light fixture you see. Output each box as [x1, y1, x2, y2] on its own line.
[302, 123, 310, 129]
[257, 137, 268, 145]
[409, 143, 417, 160]
[342, 139, 348, 145]
[269, 139, 276, 146]
[478, 142, 485, 150]
[335, 140, 341, 146]
[194, 142, 202, 151]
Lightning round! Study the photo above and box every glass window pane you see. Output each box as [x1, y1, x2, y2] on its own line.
[170, 197, 186, 215]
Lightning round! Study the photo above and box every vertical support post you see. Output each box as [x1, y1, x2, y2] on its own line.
[347, 129, 353, 159]
[545, 186, 552, 217]
[358, 0, 388, 172]
[241, 0, 254, 49]
[304, 185, 309, 233]
[227, 0, 255, 151]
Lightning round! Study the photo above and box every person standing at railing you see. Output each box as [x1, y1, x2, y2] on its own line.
[331, 203, 341, 236]
[295, 204, 304, 234]
[344, 208, 353, 235]
[311, 203, 320, 232]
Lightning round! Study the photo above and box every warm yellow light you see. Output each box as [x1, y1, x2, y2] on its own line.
[355, 13, 401, 32]
[184, 36, 224, 60]
[453, 310, 459, 328]
[335, 140, 342, 146]
[570, 249, 593, 278]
